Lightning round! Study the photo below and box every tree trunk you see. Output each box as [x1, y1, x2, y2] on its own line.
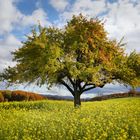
[74, 92, 81, 107]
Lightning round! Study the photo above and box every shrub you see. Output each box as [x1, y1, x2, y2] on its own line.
[11, 91, 28, 101]
[11, 90, 45, 101]
[128, 90, 137, 97]
[0, 90, 46, 102]
[1, 90, 12, 101]
[0, 92, 4, 102]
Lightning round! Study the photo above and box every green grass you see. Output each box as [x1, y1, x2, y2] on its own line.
[0, 97, 140, 140]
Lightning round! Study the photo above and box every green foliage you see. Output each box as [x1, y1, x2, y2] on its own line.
[127, 51, 140, 87]
[0, 98, 140, 139]
[111, 51, 140, 88]
[0, 14, 140, 105]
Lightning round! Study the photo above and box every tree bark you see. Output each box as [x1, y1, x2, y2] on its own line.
[74, 91, 81, 107]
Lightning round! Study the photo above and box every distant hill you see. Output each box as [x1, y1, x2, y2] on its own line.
[43, 94, 73, 100]
[89, 90, 140, 101]
[43, 90, 140, 101]
[0, 89, 140, 103]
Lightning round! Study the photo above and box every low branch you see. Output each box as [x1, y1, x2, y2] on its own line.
[82, 83, 95, 90]
[82, 82, 87, 90]
[60, 80, 75, 96]
[83, 85, 96, 93]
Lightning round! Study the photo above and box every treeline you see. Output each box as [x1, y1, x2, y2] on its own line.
[88, 90, 140, 101]
[0, 90, 46, 102]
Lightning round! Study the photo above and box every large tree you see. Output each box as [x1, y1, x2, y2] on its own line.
[1, 15, 140, 106]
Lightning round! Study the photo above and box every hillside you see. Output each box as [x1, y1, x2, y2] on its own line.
[0, 90, 46, 102]
[0, 98, 139, 140]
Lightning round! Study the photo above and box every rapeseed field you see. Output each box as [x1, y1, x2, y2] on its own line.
[0, 98, 139, 140]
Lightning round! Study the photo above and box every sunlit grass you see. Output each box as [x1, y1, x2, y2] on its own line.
[0, 97, 140, 140]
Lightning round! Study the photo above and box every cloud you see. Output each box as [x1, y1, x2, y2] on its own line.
[20, 8, 50, 27]
[49, 0, 69, 11]
[54, 0, 107, 29]
[0, 0, 21, 35]
[61, 0, 106, 20]
[0, 34, 21, 72]
[104, 0, 140, 53]
[0, 0, 50, 71]
[58, 0, 140, 53]
[0, 0, 50, 35]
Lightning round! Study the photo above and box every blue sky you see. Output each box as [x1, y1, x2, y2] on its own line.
[0, 0, 140, 97]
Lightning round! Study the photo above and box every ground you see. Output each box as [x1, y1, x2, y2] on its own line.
[0, 97, 140, 140]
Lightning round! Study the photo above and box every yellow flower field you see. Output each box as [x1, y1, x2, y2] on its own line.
[0, 97, 140, 140]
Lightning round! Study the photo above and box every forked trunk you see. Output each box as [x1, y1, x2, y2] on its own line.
[74, 92, 81, 107]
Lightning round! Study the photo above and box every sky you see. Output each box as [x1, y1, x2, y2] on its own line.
[0, 0, 140, 97]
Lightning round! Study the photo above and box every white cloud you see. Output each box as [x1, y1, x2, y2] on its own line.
[55, 0, 107, 29]
[0, 0, 50, 35]
[0, 34, 21, 71]
[104, 0, 140, 53]
[49, 0, 69, 11]
[0, 0, 50, 71]
[0, 0, 21, 35]
[61, 0, 106, 20]
[20, 8, 50, 27]
[58, 0, 140, 54]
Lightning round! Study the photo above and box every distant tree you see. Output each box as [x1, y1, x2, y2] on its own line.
[1, 14, 140, 106]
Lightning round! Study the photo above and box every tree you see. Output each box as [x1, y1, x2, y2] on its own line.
[1, 14, 140, 107]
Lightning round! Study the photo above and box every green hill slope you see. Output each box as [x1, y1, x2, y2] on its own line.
[0, 98, 140, 140]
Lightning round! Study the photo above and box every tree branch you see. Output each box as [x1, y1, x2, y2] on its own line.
[82, 85, 96, 93]
[82, 83, 95, 90]
[67, 75, 75, 89]
[60, 80, 75, 96]
[82, 82, 87, 90]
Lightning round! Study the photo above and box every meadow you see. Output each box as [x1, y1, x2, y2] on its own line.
[0, 98, 140, 140]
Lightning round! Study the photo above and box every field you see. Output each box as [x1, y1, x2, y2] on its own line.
[0, 98, 140, 140]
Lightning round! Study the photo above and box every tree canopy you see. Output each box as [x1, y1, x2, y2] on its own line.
[1, 14, 140, 106]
